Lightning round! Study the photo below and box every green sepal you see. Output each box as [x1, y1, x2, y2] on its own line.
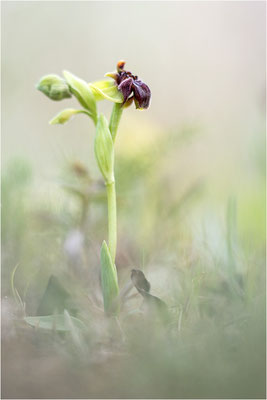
[100, 240, 119, 315]
[49, 108, 91, 125]
[94, 114, 114, 184]
[89, 79, 123, 103]
[63, 70, 97, 124]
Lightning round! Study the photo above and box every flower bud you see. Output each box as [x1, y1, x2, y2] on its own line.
[36, 74, 71, 101]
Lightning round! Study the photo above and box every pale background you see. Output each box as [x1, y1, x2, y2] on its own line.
[2, 1, 266, 199]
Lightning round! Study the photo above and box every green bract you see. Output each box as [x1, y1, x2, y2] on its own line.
[36, 74, 72, 101]
[90, 79, 123, 103]
[49, 108, 91, 125]
[100, 241, 119, 315]
[94, 114, 114, 184]
[63, 70, 97, 124]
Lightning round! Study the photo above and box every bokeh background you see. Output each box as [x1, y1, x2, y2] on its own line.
[2, 1, 266, 399]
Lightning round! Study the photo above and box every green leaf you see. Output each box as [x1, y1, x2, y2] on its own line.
[90, 79, 123, 103]
[94, 114, 114, 184]
[63, 70, 97, 124]
[49, 108, 91, 125]
[101, 241, 119, 315]
[24, 313, 85, 332]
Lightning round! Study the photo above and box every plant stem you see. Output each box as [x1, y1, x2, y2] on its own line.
[105, 103, 124, 263]
[109, 103, 123, 141]
[106, 181, 117, 263]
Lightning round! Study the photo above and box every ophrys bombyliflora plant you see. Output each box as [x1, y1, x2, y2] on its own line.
[36, 61, 151, 316]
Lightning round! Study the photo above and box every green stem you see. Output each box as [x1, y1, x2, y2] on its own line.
[104, 103, 124, 263]
[109, 103, 123, 141]
[106, 181, 117, 263]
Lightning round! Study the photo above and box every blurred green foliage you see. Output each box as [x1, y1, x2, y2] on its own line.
[1, 124, 265, 399]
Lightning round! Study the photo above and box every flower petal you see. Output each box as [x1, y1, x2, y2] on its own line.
[132, 80, 151, 109]
[118, 77, 133, 104]
[90, 80, 123, 103]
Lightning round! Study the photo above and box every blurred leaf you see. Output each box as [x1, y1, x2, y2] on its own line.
[24, 313, 85, 331]
[140, 290, 170, 324]
[63, 310, 85, 350]
[131, 269, 169, 322]
[10, 263, 24, 308]
[131, 269, 151, 293]
[36, 275, 74, 316]
[101, 241, 119, 315]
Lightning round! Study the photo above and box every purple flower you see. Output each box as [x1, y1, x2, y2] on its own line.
[113, 61, 151, 109]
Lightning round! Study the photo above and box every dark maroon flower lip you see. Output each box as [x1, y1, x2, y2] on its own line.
[114, 61, 151, 109]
